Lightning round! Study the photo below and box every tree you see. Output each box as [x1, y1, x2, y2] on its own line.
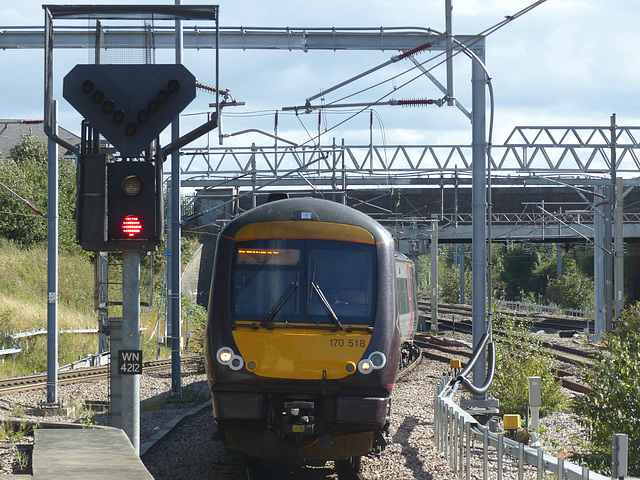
[499, 245, 546, 300]
[0, 135, 77, 250]
[546, 256, 594, 310]
[573, 333, 640, 476]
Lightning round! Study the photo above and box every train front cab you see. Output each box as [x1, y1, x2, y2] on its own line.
[205, 200, 401, 461]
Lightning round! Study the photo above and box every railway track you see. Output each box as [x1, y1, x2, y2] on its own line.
[420, 300, 592, 333]
[0, 354, 200, 395]
[414, 331, 594, 394]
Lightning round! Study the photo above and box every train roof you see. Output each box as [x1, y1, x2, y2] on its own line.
[221, 197, 392, 244]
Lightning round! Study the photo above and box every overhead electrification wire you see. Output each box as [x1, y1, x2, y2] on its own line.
[293, 0, 547, 150]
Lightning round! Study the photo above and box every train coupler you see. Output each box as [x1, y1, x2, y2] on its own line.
[282, 400, 315, 435]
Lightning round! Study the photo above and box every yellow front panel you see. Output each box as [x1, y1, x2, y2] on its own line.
[234, 221, 377, 244]
[233, 326, 371, 380]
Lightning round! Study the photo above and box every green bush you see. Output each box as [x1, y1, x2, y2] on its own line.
[573, 332, 640, 476]
[546, 257, 594, 311]
[491, 313, 567, 418]
[613, 301, 640, 343]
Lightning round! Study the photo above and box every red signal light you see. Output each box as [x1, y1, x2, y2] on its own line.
[121, 216, 143, 237]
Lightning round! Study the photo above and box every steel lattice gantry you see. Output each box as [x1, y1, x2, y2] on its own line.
[177, 125, 640, 188]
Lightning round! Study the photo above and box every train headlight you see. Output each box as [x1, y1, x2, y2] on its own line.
[217, 347, 245, 371]
[358, 359, 372, 374]
[369, 351, 387, 369]
[358, 351, 387, 374]
[217, 347, 233, 364]
[229, 355, 244, 371]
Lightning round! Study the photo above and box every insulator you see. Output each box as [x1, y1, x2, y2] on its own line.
[195, 80, 218, 93]
[398, 42, 433, 60]
[394, 98, 439, 107]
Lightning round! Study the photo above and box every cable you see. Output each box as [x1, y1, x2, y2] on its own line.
[292, 0, 547, 149]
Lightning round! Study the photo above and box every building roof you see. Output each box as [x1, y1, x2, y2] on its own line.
[0, 119, 80, 158]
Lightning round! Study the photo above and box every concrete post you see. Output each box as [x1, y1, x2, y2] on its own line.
[430, 221, 439, 330]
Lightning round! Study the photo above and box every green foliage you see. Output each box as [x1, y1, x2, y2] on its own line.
[0, 135, 78, 251]
[184, 297, 207, 358]
[491, 313, 567, 417]
[613, 301, 640, 343]
[416, 246, 471, 301]
[573, 336, 640, 474]
[499, 245, 545, 300]
[546, 257, 594, 310]
[417, 242, 594, 312]
[573, 331, 640, 475]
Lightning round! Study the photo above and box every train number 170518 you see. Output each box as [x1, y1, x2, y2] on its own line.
[329, 338, 366, 348]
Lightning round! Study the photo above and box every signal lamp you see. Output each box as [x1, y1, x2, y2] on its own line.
[92, 90, 104, 103]
[121, 175, 142, 196]
[157, 89, 169, 103]
[112, 110, 125, 124]
[167, 79, 180, 94]
[138, 109, 150, 123]
[125, 123, 137, 136]
[147, 99, 159, 113]
[102, 100, 115, 114]
[82, 80, 94, 94]
[121, 215, 143, 238]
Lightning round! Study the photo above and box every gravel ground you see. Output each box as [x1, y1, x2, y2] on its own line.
[0, 331, 589, 478]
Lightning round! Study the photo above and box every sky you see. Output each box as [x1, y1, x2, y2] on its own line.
[1, 0, 639, 165]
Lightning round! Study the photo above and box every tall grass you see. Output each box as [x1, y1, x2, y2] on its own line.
[0, 237, 206, 378]
[0, 239, 97, 377]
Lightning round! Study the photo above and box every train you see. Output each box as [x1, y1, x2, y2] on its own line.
[204, 196, 419, 474]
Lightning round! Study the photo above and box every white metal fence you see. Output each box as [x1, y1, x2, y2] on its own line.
[434, 377, 611, 480]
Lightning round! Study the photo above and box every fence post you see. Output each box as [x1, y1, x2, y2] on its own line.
[497, 433, 503, 480]
[459, 416, 464, 480]
[612, 433, 628, 480]
[453, 411, 459, 471]
[537, 447, 544, 480]
[482, 427, 489, 480]
[465, 421, 471, 480]
[434, 394, 440, 451]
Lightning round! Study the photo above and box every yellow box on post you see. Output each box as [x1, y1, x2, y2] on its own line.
[503, 414, 521, 430]
[450, 359, 462, 369]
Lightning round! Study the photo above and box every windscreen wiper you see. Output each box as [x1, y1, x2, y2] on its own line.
[310, 281, 344, 330]
[261, 281, 298, 328]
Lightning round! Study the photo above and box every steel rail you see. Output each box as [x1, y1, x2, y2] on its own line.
[0, 354, 200, 395]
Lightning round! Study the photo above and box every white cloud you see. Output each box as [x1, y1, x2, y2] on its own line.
[2, 0, 639, 152]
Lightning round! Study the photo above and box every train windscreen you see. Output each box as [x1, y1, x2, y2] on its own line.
[232, 239, 376, 327]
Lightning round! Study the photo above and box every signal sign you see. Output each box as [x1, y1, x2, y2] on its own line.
[63, 64, 196, 157]
[118, 350, 142, 375]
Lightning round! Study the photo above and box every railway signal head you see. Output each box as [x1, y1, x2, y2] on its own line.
[63, 64, 196, 157]
[107, 161, 159, 251]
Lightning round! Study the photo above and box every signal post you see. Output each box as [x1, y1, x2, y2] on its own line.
[63, 63, 199, 453]
[54, 26, 219, 453]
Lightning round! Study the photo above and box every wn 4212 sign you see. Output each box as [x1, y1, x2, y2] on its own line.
[118, 350, 143, 375]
